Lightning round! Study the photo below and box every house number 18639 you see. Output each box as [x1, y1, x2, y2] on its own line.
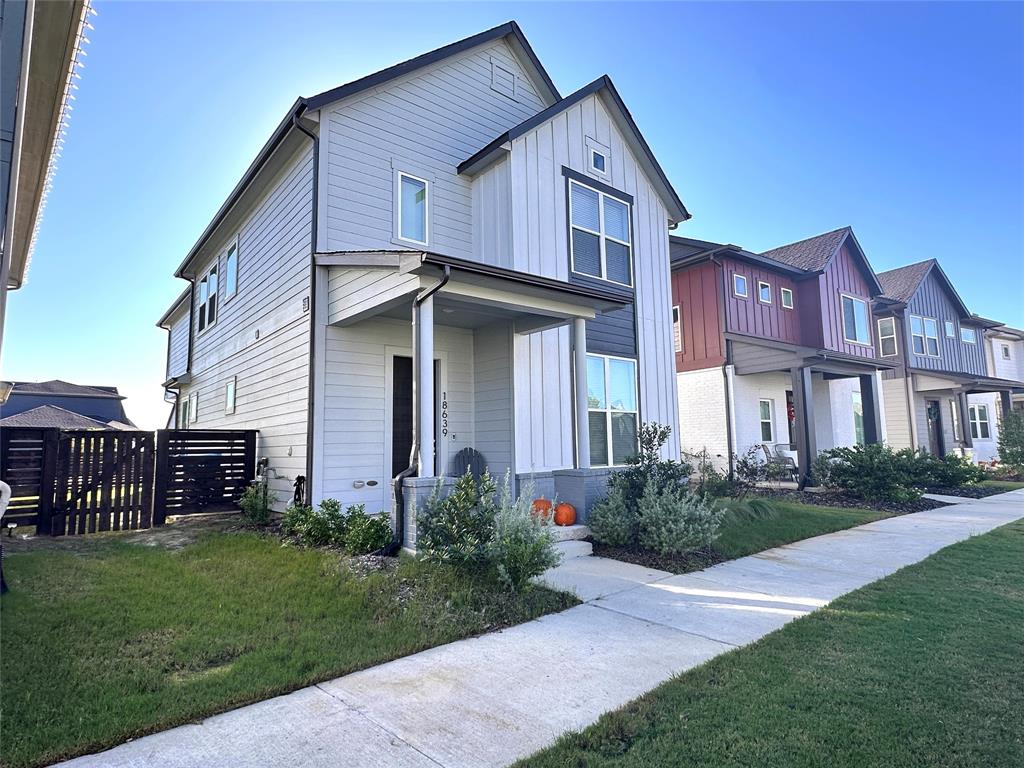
[441, 391, 449, 437]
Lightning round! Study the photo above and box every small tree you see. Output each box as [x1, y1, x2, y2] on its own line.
[416, 469, 497, 567]
[998, 409, 1024, 471]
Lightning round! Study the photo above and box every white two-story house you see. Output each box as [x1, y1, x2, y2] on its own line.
[157, 22, 688, 545]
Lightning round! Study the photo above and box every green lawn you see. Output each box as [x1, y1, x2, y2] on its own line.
[0, 532, 576, 768]
[715, 501, 884, 559]
[520, 519, 1024, 768]
[980, 479, 1024, 492]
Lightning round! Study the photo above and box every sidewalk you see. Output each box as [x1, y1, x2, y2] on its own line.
[58, 490, 1024, 768]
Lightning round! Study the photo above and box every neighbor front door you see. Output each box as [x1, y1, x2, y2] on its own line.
[925, 399, 944, 456]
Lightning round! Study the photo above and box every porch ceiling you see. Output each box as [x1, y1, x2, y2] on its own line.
[729, 335, 896, 378]
[911, 368, 1024, 395]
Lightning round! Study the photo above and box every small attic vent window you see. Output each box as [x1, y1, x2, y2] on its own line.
[490, 60, 516, 99]
[591, 150, 606, 174]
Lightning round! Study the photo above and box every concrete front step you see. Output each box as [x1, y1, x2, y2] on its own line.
[549, 524, 591, 542]
[554, 539, 593, 560]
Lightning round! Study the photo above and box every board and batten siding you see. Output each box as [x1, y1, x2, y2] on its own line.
[178, 143, 314, 508]
[321, 39, 547, 256]
[671, 261, 726, 372]
[165, 305, 190, 379]
[903, 270, 987, 376]
[320, 317, 475, 512]
[816, 243, 877, 358]
[721, 257, 800, 345]
[506, 91, 681, 465]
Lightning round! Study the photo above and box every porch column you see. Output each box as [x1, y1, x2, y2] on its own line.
[790, 365, 817, 487]
[858, 373, 883, 444]
[1000, 390, 1013, 419]
[956, 391, 973, 449]
[573, 317, 591, 469]
[418, 295, 435, 476]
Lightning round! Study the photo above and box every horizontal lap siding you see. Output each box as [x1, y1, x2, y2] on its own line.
[178, 145, 313, 509]
[587, 305, 637, 357]
[326, 267, 419, 324]
[321, 317, 474, 512]
[510, 93, 680, 465]
[323, 40, 545, 255]
[882, 377, 912, 449]
[721, 257, 800, 344]
[166, 308, 189, 379]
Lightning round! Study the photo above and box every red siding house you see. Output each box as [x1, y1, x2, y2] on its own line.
[671, 227, 893, 485]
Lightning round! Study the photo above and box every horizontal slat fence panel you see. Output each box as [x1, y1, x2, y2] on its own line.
[2, 428, 257, 535]
[154, 430, 257, 521]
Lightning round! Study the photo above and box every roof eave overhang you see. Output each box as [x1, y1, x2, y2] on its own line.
[156, 288, 191, 328]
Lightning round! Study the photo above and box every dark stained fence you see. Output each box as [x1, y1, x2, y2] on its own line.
[0, 428, 257, 536]
[0, 428, 58, 534]
[153, 430, 257, 524]
[51, 430, 155, 536]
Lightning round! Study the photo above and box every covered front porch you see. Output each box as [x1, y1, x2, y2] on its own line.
[907, 370, 1023, 459]
[313, 250, 629, 547]
[728, 336, 891, 487]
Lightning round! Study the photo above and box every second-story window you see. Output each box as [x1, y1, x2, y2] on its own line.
[877, 317, 898, 357]
[569, 180, 632, 286]
[733, 273, 748, 298]
[781, 287, 794, 309]
[910, 315, 940, 356]
[1003, 344, 1012, 360]
[198, 264, 218, 332]
[398, 172, 429, 245]
[841, 294, 870, 345]
[224, 241, 238, 299]
[960, 327, 977, 344]
[944, 320, 956, 338]
[758, 281, 772, 304]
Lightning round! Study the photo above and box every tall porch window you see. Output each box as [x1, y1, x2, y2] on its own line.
[968, 404, 990, 439]
[587, 354, 638, 466]
[852, 391, 865, 445]
[758, 399, 774, 442]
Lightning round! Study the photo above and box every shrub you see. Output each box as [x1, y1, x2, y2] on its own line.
[416, 469, 497, 567]
[344, 505, 393, 555]
[916, 451, 986, 487]
[239, 482, 271, 525]
[282, 499, 348, 546]
[687, 448, 734, 498]
[488, 476, 561, 591]
[637, 484, 724, 556]
[998, 409, 1024, 471]
[814, 444, 922, 503]
[589, 484, 639, 547]
[609, 423, 692, 505]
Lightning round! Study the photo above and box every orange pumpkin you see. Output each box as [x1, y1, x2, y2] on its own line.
[531, 498, 553, 520]
[553, 502, 576, 527]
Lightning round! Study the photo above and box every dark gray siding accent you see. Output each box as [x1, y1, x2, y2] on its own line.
[587, 304, 637, 357]
[904, 270, 987, 376]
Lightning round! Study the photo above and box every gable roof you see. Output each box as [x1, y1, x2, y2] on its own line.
[304, 21, 559, 111]
[759, 226, 883, 295]
[9, 380, 124, 399]
[175, 22, 559, 279]
[0, 405, 113, 430]
[876, 258, 972, 317]
[458, 76, 690, 223]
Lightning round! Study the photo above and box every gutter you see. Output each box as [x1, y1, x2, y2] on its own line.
[291, 110, 319, 505]
[710, 253, 736, 477]
[385, 265, 450, 555]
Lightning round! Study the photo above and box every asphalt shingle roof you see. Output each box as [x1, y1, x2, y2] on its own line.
[0, 405, 113, 429]
[9, 380, 123, 398]
[759, 227, 850, 271]
[876, 260, 936, 304]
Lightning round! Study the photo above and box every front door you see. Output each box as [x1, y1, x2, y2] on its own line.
[391, 356, 439, 477]
[925, 399, 944, 456]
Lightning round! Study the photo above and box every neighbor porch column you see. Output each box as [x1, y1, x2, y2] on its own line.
[418, 295, 435, 476]
[573, 317, 591, 469]
[956, 391, 973, 449]
[790, 365, 817, 487]
[1000, 390, 1013, 419]
[858, 373, 883, 445]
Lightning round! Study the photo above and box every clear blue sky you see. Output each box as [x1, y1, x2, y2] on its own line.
[5, 1, 1022, 428]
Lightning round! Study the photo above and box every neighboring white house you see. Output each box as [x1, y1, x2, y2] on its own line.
[156, 22, 688, 545]
[968, 325, 1024, 462]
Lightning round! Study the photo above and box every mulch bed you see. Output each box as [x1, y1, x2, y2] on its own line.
[924, 485, 1007, 499]
[590, 541, 725, 574]
[746, 489, 949, 515]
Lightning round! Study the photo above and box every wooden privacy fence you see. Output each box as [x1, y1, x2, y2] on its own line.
[0, 427, 257, 536]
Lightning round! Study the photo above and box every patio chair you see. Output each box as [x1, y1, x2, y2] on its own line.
[760, 444, 798, 483]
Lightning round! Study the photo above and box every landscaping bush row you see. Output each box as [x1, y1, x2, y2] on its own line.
[282, 499, 393, 555]
[813, 444, 986, 502]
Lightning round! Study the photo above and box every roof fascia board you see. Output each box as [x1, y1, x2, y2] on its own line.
[926, 260, 973, 318]
[156, 288, 191, 328]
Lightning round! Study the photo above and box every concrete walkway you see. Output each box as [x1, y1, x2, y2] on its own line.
[58, 490, 1024, 768]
